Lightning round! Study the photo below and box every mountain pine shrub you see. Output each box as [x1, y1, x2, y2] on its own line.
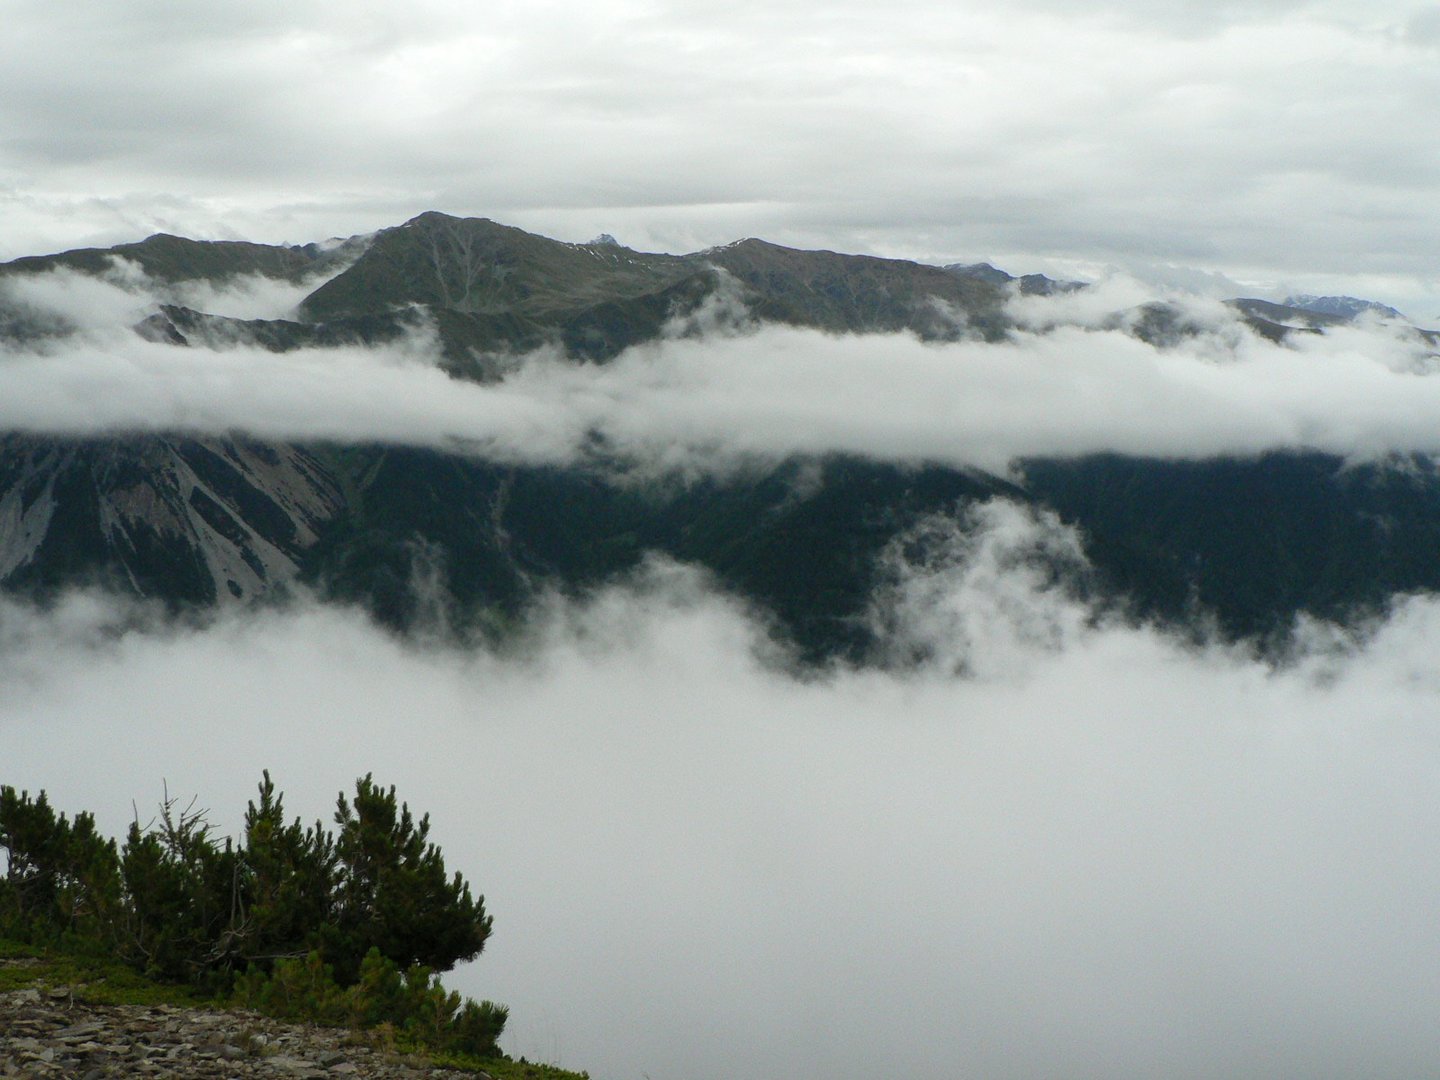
[0, 773, 505, 1053]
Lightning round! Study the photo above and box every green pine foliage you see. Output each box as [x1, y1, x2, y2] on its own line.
[0, 787, 121, 947]
[0, 773, 505, 1056]
[328, 775, 492, 984]
[232, 947, 508, 1058]
[241, 772, 338, 967]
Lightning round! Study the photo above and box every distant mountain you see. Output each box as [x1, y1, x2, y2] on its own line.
[1284, 294, 1405, 321]
[0, 231, 358, 284]
[4, 214, 1440, 662]
[0, 213, 1013, 374]
[1228, 297, 1437, 346]
[943, 261, 1085, 297]
[1220, 298, 1344, 343]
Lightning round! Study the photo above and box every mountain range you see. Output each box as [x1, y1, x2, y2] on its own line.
[2, 212, 1438, 663]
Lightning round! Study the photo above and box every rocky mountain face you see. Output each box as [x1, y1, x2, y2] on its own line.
[0, 436, 343, 607]
[2, 212, 1438, 662]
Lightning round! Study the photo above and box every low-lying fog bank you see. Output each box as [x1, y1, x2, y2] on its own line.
[5, 512, 1440, 1080]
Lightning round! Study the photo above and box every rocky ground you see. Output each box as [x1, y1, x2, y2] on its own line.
[0, 982, 483, 1079]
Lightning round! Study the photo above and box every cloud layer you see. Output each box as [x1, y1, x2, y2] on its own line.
[6, 507, 1440, 1080]
[4, 269, 1440, 473]
[2, 1, 1439, 313]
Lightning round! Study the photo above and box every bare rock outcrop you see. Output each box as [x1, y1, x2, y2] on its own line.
[0, 984, 484, 1080]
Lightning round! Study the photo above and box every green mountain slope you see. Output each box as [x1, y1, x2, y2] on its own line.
[301, 212, 696, 319]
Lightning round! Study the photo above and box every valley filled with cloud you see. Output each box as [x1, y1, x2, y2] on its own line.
[6, 506, 1440, 1080]
[7, 242, 1440, 1077]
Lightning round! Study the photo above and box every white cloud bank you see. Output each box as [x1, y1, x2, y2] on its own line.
[5, 506, 1440, 1080]
[3, 273, 1440, 473]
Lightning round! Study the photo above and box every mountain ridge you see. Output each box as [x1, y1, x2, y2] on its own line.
[3, 213, 1438, 662]
[6, 212, 1423, 358]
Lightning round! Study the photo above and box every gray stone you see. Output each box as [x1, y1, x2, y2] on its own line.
[56, 1021, 105, 1040]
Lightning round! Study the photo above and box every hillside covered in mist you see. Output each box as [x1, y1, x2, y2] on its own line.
[13, 211, 1440, 1080]
[4, 211, 1440, 662]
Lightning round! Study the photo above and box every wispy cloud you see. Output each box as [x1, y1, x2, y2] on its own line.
[3, 275, 1440, 473]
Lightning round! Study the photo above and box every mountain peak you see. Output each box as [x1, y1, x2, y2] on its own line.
[401, 210, 478, 228]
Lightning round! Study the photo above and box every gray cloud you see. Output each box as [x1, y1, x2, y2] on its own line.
[2, 1, 1438, 312]
[7, 505, 1440, 1080]
[0, 256, 351, 328]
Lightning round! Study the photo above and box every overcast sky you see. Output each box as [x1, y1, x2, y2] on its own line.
[3, 0, 1440, 314]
